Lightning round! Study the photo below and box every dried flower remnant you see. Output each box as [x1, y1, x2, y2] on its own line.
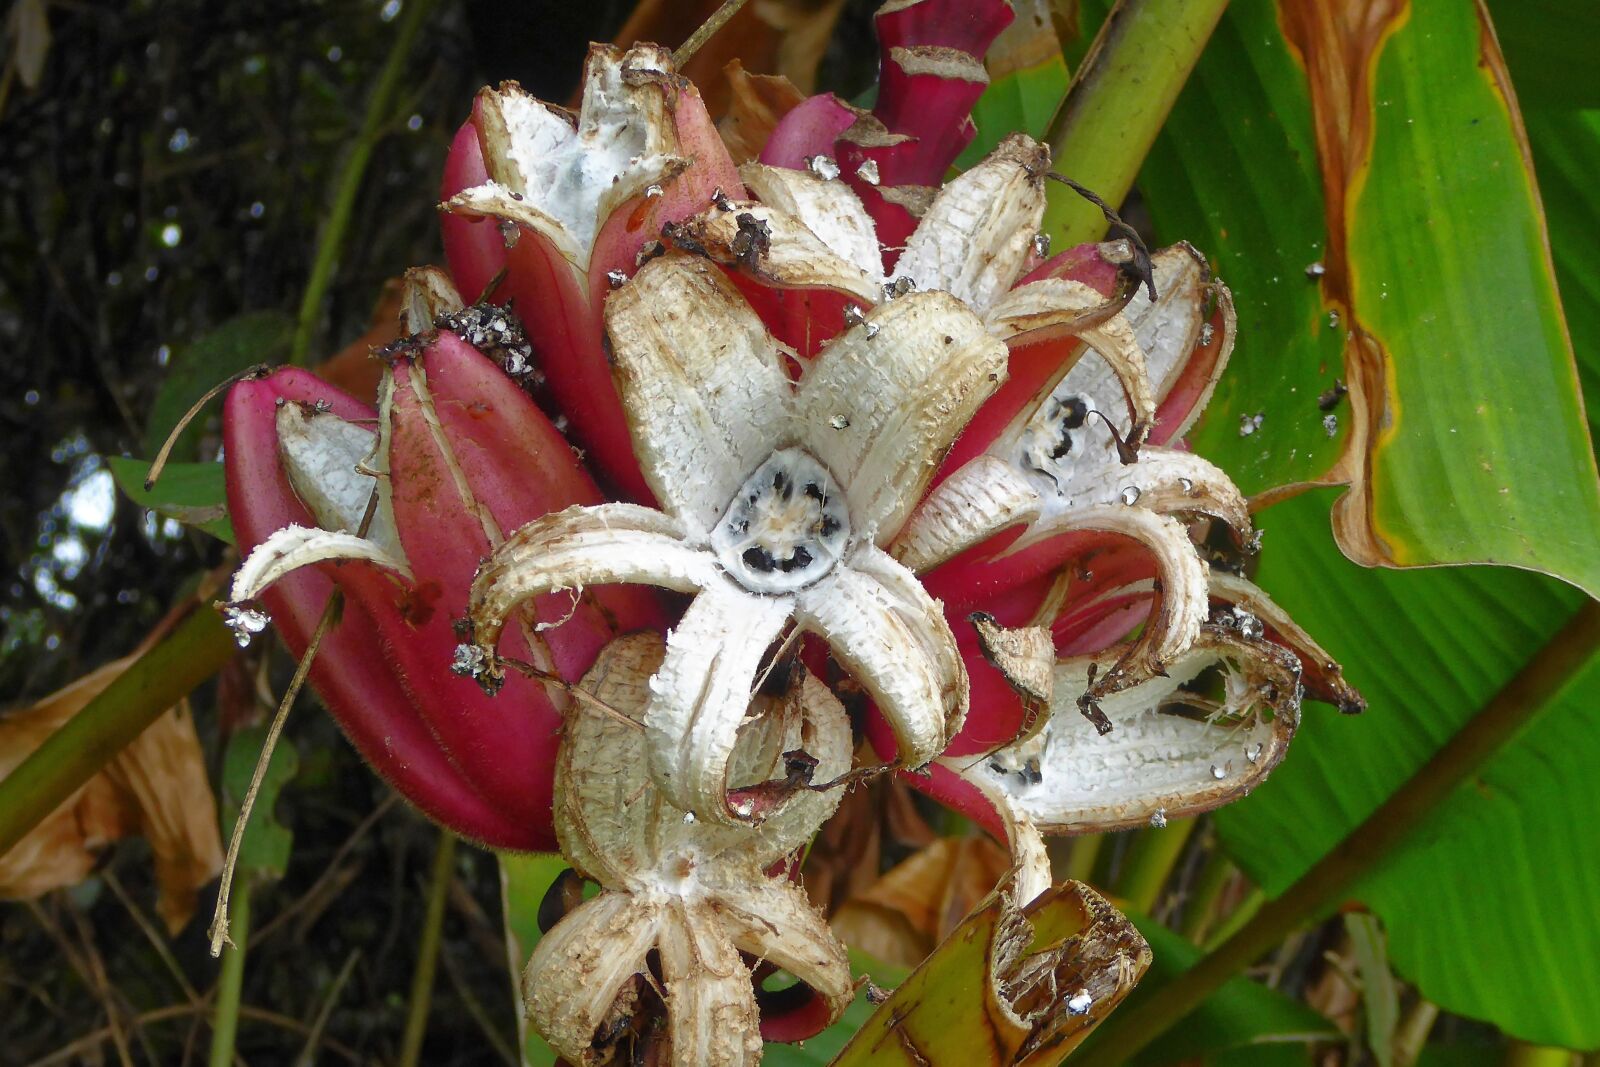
[653, 112, 1360, 860]
[525, 634, 854, 1066]
[466, 250, 1004, 825]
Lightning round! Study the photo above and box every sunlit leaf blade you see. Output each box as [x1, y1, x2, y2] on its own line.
[497, 852, 567, 1067]
[1213, 489, 1599, 1046]
[1119, 0, 1351, 497]
[1335, 1, 1600, 595]
[142, 310, 291, 462]
[1076, 914, 1336, 1067]
[107, 455, 234, 542]
[832, 878, 1149, 1067]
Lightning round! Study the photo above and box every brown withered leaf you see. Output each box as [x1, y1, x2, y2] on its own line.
[0, 655, 223, 933]
[802, 769, 937, 919]
[830, 834, 1013, 969]
[719, 60, 807, 164]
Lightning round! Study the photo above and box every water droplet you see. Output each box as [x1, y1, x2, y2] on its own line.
[450, 643, 487, 678]
[1231, 607, 1264, 639]
[223, 604, 270, 647]
[864, 322, 879, 338]
[1149, 808, 1167, 829]
[1066, 990, 1093, 1015]
[843, 305, 867, 327]
[406, 113, 423, 132]
[248, 201, 266, 219]
[380, 0, 402, 21]
[1246, 742, 1263, 764]
[159, 223, 183, 247]
[607, 270, 628, 289]
[712, 187, 734, 211]
[1199, 322, 1215, 346]
[682, 811, 696, 824]
[1119, 485, 1142, 505]
[855, 159, 880, 185]
[883, 276, 916, 300]
[1178, 477, 1194, 493]
[1322, 413, 1339, 438]
[1210, 764, 1227, 780]
[1238, 412, 1264, 437]
[1099, 238, 1135, 264]
[645, 184, 663, 199]
[167, 127, 192, 153]
[1305, 260, 1326, 279]
[806, 154, 841, 181]
[1032, 232, 1051, 258]
[1327, 309, 1341, 328]
[829, 414, 850, 429]
[326, 44, 343, 62]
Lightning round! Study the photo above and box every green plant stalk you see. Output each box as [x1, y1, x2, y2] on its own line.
[1177, 839, 1236, 943]
[1504, 1045, 1576, 1067]
[1201, 884, 1262, 951]
[1115, 817, 1197, 915]
[1042, 0, 1230, 244]
[399, 831, 458, 1067]
[1393, 997, 1439, 1067]
[1067, 831, 1104, 883]
[289, 0, 435, 365]
[208, 883, 252, 1067]
[0, 605, 235, 858]
[1072, 600, 1600, 1067]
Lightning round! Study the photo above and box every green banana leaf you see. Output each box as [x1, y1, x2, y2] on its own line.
[1127, 0, 1600, 593]
[1213, 488, 1599, 1046]
[1118, 914, 1336, 1067]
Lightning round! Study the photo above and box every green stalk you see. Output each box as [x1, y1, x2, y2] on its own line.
[1201, 885, 1262, 951]
[1504, 1046, 1576, 1067]
[1043, 0, 1230, 244]
[399, 831, 458, 1067]
[1067, 831, 1104, 884]
[208, 883, 252, 1067]
[1177, 839, 1236, 943]
[0, 606, 235, 858]
[1115, 817, 1196, 915]
[1072, 600, 1600, 1067]
[289, 0, 436, 365]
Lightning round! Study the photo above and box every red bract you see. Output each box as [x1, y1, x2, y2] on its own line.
[223, 329, 663, 851]
[440, 44, 742, 503]
[762, 0, 1015, 259]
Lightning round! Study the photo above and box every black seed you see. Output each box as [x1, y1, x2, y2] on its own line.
[773, 469, 792, 500]
[803, 481, 824, 502]
[1049, 434, 1074, 459]
[1060, 396, 1089, 429]
[743, 546, 776, 572]
[819, 516, 840, 537]
[791, 545, 812, 569]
